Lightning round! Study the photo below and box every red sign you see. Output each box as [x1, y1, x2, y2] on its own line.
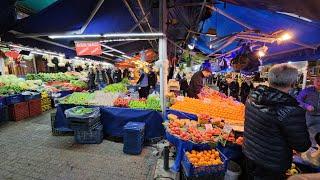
[75, 41, 102, 56]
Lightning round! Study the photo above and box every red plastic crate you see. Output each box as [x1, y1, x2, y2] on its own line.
[9, 102, 29, 121]
[28, 99, 42, 117]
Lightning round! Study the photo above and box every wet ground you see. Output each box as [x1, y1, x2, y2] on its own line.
[0, 110, 157, 180]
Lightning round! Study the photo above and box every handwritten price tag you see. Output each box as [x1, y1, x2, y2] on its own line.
[205, 124, 213, 131]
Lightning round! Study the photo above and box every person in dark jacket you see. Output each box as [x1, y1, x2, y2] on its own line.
[244, 64, 311, 180]
[87, 67, 96, 92]
[113, 68, 122, 83]
[187, 67, 212, 98]
[106, 68, 114, 84]
[95, 64, 108, 90]
[180, 73, 189, 96]
[137, 69, 149, 99]
[148, 69, 157, 90]
[240, 79, 254, 103]
[229, 78, 240, 100]
[297, 76, 320, 147]
[122, 68, 130, 79]
[218, 78, 228, 96]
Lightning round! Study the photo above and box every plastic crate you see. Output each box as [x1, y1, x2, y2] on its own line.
[68, 116, 101, 131]
[23, 93, 41, 101]
[9, 102, 29, 121]
[6, 94, 23, 105]
[0, 106, 9, 124]
[51, 113, 74, 136]
[181, 149, 228, 177]
[28, 99, 42, 117]
[123, 122, 145, 155]
[74, 124, 103, 144]
[0, 96, 6, 107]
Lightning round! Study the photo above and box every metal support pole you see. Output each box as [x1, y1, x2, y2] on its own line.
[32, 57, 37, 74]
[302, 61, 308, 89]
[159, 37, 168, 117]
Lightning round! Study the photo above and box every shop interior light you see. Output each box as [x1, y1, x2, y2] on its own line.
[48, 34, 102, 39]
[102, 52, 115, 57]
[188, 43, 195, 50]
[121, 55, 131, 59]
[102, 32, 164, 38]
[101, 44, 125, 55]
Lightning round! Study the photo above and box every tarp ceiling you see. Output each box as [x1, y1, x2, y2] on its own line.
[194, 2, 320, 65]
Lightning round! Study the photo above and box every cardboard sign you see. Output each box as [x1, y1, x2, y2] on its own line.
[75, 41, 102, 56]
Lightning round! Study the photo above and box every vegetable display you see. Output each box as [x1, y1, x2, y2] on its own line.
[114, 97, 130, 107]
[60, 92, 95, 105]
[145, 96, 161, 111]
[26, 72, 86, 82]
[88, 91, 120, 106]
[129, 99, 146, 109]
[103, 83, 127, 93]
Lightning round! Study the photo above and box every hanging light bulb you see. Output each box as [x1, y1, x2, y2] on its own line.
[278, 32, 293, 42]
[257, 50, 266, 57]
[188, 43, 195, 50]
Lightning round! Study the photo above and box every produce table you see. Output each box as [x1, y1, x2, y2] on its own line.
[166, 109, 244, 172]
[55, 104, 165, 140]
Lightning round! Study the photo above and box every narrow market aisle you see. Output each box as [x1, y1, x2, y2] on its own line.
[0, 111, 157, 180]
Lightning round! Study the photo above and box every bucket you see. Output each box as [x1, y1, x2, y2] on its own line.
[224, 161, 241, 180]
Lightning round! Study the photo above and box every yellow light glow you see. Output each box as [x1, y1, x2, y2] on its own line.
[257, 50, 266, 57]
[278, 33, 292, 41]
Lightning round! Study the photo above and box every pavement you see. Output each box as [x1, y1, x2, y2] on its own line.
[0, 110, 158, 180]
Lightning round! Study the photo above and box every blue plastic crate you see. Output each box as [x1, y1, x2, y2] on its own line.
[74, 124, 103, 144]
[0, 96, 6, 107]
[68, 116, 101, 131]
[22, 92, 41, 101]
[181, 148, 228, 177]
[123, 122, 145, 155]
[0, 106, 9, 124]
[6, 94, 23, 105]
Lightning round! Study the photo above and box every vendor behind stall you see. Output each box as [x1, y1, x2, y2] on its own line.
[187, 65, 212, 98]
[297, 76, 320, 148]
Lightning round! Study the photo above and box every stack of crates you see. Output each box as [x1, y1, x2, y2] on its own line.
[41, 92, 51, 112]
[8, 101, 29, 121]
[0, 96, 9, 124]
[28, 99, 42, 117]
[65, 107, 103, 144]
[123, 122, 145, 155]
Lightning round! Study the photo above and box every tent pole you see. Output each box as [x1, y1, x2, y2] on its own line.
[206, 5, 253, 30]
[302, 61, 308, 89]
[79, 0, 105, 34]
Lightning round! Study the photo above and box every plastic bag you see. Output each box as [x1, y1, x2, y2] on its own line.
[65, 106, 100, 119]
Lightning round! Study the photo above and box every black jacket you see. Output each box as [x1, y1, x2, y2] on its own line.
[187, 71, 204, 98]
[113, 70, 122, 83]
[243, 85, 311, 173]
[148, 71, 157, 87]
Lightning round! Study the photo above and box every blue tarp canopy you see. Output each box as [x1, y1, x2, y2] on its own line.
[194, 2, 320, 65]
[2, 0, 152, 61]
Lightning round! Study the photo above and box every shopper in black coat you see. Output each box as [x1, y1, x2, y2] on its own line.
[229, 79, 240, 100]
[122, 68, 130, 79]
[180, 73, 189, 96]
[113, 68, 122, 83]
[244, 64, 311, 180]
[240, 80, 254, 103]
[218, 78, 228, 96]
[148, 70, 157, 89]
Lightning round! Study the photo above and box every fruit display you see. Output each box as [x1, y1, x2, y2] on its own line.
[88, 91, 121, 106]
[69, 106, 94, 116]
[171, 95, 245, 125]
[185, 149, 223, 167]
[103, 83, 127, 93]
[114, 97, 130, 107]
[70, 80, 87, 89]
[60, 92, 95, 105]
[41, 92, 52, 112]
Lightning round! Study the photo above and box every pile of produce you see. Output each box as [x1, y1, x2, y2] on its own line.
[60, 92, 95, 105]
[166, 114, 243, 145]
[26, 72, 86, 82]
[114, 97, 130, 107]
[146, 96, 161, 111]
[286, 163, 299, 176]
[128, 96, 161, 111]
[69, 106, 94, 116]
[171, 95, 245, 125]
[129, 99, 147, 109]
[0, 75, 28, 95]
[44, 81, 85, 92]
[70, 80, 87, 89]
[103, 83, 127, 93]
[88, 91, 120, 106]
[186, 149, 223, 167]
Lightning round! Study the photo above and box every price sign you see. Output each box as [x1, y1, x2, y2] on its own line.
[205, 124, 213, 131]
